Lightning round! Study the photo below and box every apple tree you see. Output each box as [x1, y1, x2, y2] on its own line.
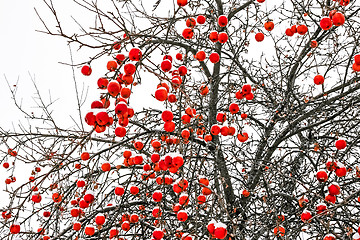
[1, 0, 360, 239]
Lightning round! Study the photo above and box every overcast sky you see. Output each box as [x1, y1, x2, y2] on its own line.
[0, 0, 78, 128]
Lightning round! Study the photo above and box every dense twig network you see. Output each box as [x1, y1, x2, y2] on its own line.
[1, 0, 360, 239]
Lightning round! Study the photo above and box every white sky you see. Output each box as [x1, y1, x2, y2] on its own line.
[0, 1, 78, 130]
